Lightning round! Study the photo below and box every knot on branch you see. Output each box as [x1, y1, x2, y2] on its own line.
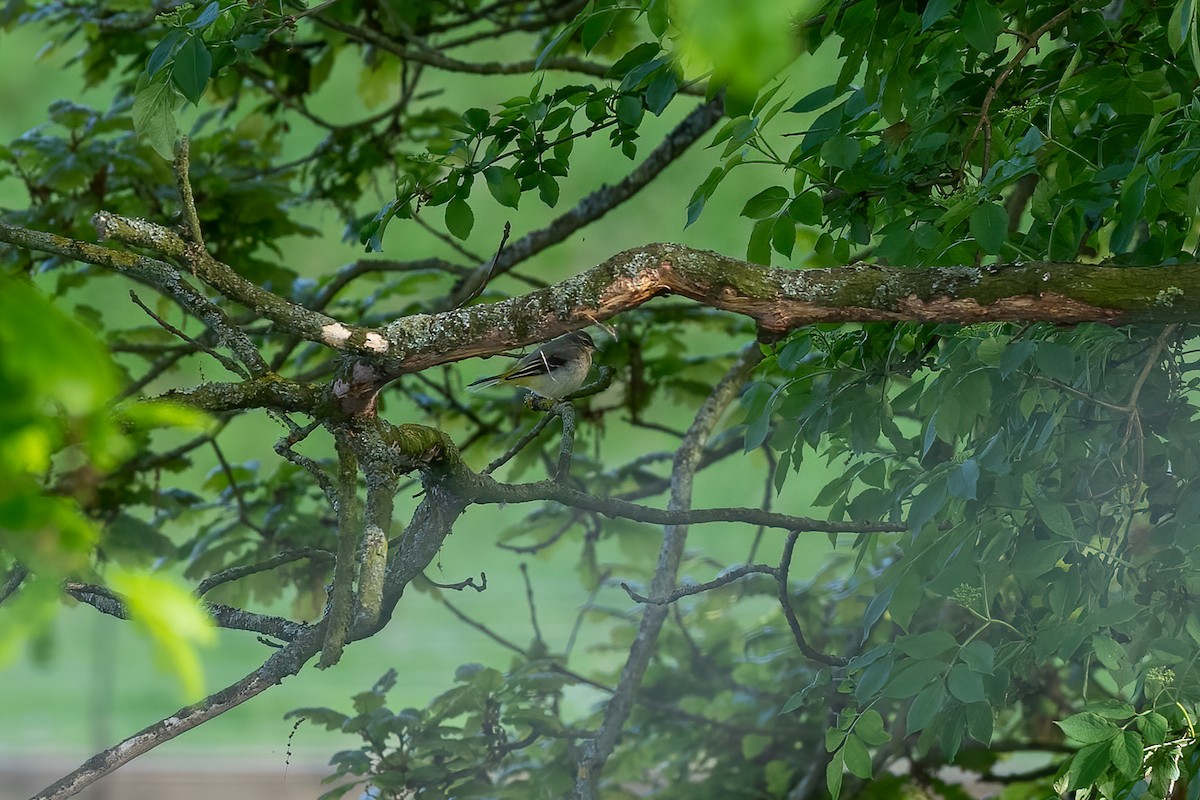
[330, 360, 387, 416]
[369, 420, 462, 481]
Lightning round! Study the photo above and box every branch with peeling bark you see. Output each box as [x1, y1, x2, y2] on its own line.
[7, 211, 1199, 394]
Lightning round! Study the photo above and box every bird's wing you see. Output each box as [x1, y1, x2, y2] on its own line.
[498, 349, 560, 381]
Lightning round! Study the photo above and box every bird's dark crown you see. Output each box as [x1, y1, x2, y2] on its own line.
[565, 331, 596, 349]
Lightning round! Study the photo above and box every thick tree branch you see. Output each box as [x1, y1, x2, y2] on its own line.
[352, 426, 400, 629]
[0, 221, 267, 376]
[319, 430, 362, 668]
[460, 471, 907, 534]
[158, 377, 324, 413]
[89, 211, 393, 362]
[9, 213, 1199, 389]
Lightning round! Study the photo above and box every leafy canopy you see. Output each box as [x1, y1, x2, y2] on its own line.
[4, 0, 1200, 798]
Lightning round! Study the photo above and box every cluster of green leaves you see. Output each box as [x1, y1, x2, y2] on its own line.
[740, 318, 1200, 796]
[368, 35, 689, 246]
[289, 660, 579, 799]
[133, 1, 268, 158]
[1053, 694, 1191, 796]
[0, 99, 311, 283]
[691, 0, 1200, 270]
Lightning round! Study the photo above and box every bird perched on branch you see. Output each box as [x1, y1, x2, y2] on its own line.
[468, 331, 597, 400]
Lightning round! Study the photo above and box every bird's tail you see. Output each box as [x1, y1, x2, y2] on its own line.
[467, 375, 501, 391]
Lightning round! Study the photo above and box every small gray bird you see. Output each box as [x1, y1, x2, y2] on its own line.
[468, 331, 597, 400]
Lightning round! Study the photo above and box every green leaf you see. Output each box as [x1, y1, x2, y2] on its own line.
[674, 0, 805, 102]
[842, 733, 872, 779]
[615, 94, 645, 127]
[742, 733, 771, 759]
[962, 0, 1003, 52]
[1138, 712, 1169, 745]
[1169, 0, 1195, 53]
[109, 567, 216, 701]
[1084, 700, 1135, 720]
[921, 0, 956, 30]
[741, 186, 790, 219]
[947, 458, 980, 500]
[1093, 633, 1125, 670]
[645, 70, 678, 115]
[969, 202, 1008, 254]
[608, 41, 662, 78]
[132, 79, 179, 160]
[848, 645, 892, 672]
[999, 339, 1034, 379]
[887, 572, 923, 631]
[647, 0, 669, 38]
[826, 750, 844, 800]
[445, 197, 474, 239]
[947, 663, 986, 703]
[172, 34, 212, 105]
[965, 702, 993, 744]
[1065, 740, 1114, 791]
[1057, 712, 1121, 745]
[896, 631, 958, 659]
[908, 479, 947, 532]
[771, 215, 796, 258]
[582, 9, 616, 51]
[535, 17, 582, 69]
[788, 84, 842, 113]
[538, 173, 560, 208]
[906, 680, 946, 733]
[285, 707, 350, 729]
[463, 107, 490, 132]
[1110, 731, 1144, 779]
[821, 135, 859, 169]
[855, 658, 895, 704]
[484, 166, 521, 209]
[959, 640, 995, 674]
[788, 192, 823, 225]
[187, 0, 221, 29]
[883, 659, 944, 698]
[855, 709, 891, 747]
[1033, 497, 1077, 538]
[747, 217, 774, 265]
[861, 586, 895, 638]
[146, 28, 186, 77]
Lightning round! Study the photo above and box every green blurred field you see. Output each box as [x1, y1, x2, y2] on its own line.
[0, 19, 835, 773]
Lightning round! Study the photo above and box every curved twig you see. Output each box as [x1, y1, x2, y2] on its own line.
[620, 563, 777, 605]
[195, 548, 335, 597]
[777, 531, 846, 666]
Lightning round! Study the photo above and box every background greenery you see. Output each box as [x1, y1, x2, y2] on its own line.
[8, 1, 1200, 799]
[0, 17, 831, 764]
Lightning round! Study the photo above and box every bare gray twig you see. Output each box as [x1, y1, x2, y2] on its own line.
[573, 343, 764, 798]
[620, 563, 777, 605]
